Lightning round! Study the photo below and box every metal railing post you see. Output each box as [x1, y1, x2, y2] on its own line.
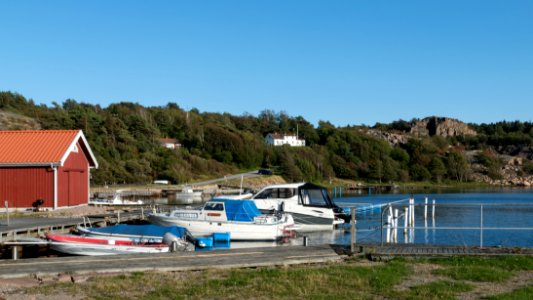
[350, 207, 356, 253]
[480, 204, 484, 248]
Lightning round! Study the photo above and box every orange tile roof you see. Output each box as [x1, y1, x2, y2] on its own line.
[0, 130, 80, 165]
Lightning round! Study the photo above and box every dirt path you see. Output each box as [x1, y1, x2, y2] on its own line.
[457, 270, 533, 300]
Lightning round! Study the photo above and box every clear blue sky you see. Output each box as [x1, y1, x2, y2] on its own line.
[1, 1, 532, 126]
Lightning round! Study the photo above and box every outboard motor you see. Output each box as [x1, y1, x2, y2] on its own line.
[333, 205, 352, 223]
[163, 233, 193, 252]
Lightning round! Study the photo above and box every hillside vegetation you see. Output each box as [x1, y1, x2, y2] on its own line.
[2, 91, 533, 186]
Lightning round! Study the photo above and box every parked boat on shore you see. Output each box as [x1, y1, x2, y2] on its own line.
[250, 182, 350, 231]
[149, 199, 296, 241]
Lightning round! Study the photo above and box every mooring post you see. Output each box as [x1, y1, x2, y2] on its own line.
[410, 198, 415, 227]
[424, 197, 428, 220]
[403, 207, 408, 235]
[12, 246, 18, 260]
[432, 199, 436, 219]
[141, 207, 144, 220]
[117, 211, 121, 224]
[386, 214, 391, 243]
[393, 209, 399, 243]
[350, 207, 356, 253]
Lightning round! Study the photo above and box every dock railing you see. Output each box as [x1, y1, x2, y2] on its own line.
[378, 200, 533, 248]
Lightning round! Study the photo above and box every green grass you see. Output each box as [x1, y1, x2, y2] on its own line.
[21, 257, 533, 300]
[426, 256, 533, 283]
[401, 280, 472, 300]
[488, 286, 533, 300]
[429, 256, 533, 271]
[434, 265, 512, 282]
[25, 260, 411, 300]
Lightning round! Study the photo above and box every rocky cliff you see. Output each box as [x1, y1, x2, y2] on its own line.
[411, 116, 477, 137]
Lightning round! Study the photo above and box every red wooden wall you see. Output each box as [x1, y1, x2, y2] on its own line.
[0, 140, 91, 209]
[0, 167, 54, 208]
[58, 142, 90, 207]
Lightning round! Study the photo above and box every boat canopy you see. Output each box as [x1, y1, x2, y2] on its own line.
[212, 199, 262, 222]
[298, 183, 336, 208]
[85, 224, 190, 238]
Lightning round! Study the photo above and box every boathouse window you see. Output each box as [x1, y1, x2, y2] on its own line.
[204, 202, 224, 211]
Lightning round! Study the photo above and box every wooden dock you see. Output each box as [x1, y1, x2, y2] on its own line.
[0, 209, 146, 242]
[358, 244, 533, 260]
[0, 245, 344, 279]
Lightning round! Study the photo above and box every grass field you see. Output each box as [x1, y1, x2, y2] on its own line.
[4, 256, 531, 299]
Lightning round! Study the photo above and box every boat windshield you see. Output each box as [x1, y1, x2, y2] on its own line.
[299, 188, 334, 208]
[204, 202, 224, 211]
[254, 188, 296, 199]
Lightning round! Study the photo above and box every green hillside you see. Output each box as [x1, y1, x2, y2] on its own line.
[2, 91, 533, 186]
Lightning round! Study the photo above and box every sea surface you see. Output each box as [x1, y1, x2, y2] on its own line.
[309, 189, 533, 248]
[157, 188, 533, 249]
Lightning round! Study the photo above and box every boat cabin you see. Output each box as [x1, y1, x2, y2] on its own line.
[253, 183, 336, 208]
[168, 199, 269, 223]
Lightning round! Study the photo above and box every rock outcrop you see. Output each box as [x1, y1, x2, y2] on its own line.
[410, 116, 477, 137]
[365, 129, 408, 145]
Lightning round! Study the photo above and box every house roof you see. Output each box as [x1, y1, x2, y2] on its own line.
[0, 130, 98, 168]
[267, 133, 302, 140]
[159, 138, 179, 144]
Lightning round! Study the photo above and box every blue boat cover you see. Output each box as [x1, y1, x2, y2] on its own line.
[214, 199, 262, 222]
[85, 224, 189, 238]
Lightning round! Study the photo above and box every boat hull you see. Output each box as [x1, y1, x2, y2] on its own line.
[149, 215, 291, 241]
[46, 233, 169, 256]
[50, 242, 169, 256]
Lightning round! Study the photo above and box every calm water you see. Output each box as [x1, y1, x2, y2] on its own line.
[154, 189, 533, 249]
[312, 189, 533, 248]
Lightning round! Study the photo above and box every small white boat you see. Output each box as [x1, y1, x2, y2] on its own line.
[76, 224, 193, 245]
[172, 187, 203, 204]
[46, 233, 170, 256]
[89, 192, 144, 206]
[149, 199, 296, 241]
[250, 183, 350, 231]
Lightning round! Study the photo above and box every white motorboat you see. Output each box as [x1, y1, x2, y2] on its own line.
[172, 186, 203, 204]
[149, 199, 296, 241]
[89, 191, 143, 206]
[250, 182, 350, 231]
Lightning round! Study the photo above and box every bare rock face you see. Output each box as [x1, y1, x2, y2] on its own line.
[410, 116, 477, 137]
[0, 111, 41, 130]
[366, 129, 408, 145]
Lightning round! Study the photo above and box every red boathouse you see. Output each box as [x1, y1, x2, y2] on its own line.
[0, 130, 98, 210]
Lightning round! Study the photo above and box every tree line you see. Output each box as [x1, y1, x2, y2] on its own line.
[1, 91, 532, 185]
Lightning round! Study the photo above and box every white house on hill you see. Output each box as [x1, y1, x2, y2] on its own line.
[159, 138, 181, 149]
[265, 133, 305, 147]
